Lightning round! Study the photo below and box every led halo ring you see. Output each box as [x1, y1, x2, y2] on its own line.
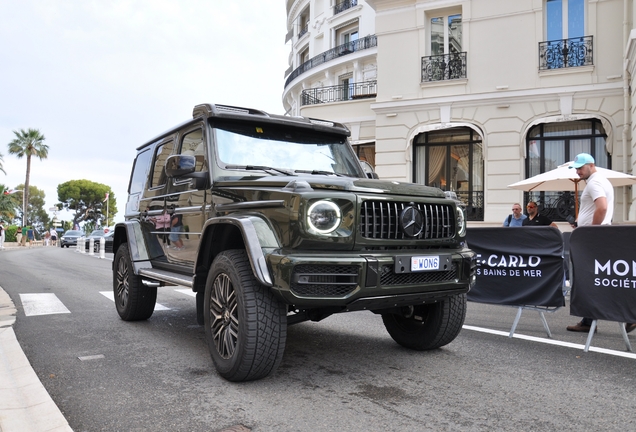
[456, 206, 466, 236]
[307, 200, 341, 234]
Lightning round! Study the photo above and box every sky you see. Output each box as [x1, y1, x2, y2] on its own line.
[0, 1, 289, 226]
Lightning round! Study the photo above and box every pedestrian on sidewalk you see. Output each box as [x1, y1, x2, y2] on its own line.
[0, 222, 5, 249]
[26, 226, 34, 247]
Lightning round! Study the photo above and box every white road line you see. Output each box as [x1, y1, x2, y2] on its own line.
[19, 293, 71, 316]
[463, 325, 636, 359]
[99, 291, 170, 310]
[78, 354, 105, 361]
[174, 288, 196, 298]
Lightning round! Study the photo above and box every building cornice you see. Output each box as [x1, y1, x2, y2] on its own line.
[371, 82, 624, 113]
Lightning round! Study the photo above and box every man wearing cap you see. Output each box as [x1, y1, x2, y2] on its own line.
[566, 153, 636, 333]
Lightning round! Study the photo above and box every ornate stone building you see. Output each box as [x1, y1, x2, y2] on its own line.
[283, 0, 636, 224]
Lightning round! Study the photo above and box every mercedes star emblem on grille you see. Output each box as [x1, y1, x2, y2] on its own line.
[400, 205, 424, 237]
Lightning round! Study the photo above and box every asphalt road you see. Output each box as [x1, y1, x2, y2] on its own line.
[1, 247, 635, 432]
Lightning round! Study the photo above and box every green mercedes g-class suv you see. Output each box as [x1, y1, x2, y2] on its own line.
[113, 104, 476, 382]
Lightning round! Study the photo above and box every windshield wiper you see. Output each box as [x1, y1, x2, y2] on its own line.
[294, 169, 348, 177]
[224, 165, 296, 176]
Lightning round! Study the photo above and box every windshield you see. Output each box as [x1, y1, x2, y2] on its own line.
[212, 121, 365, 178]
[89, 230, 105, 237]
[64, 230, 83, 236]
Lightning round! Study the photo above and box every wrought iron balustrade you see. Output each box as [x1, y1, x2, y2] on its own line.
[524, 191, 575, 222]
[334, 0, 357, 15]
[539, 35, 593, 70]
[455, 190, 483, 221]
[298, 24, 308, 39]
[301, 80, 377, 105]
[421, 52, 467, 82]
[285, 35, 377, 87]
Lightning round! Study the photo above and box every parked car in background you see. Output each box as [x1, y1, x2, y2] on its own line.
[84, 229, 114, 253]
[60, 230, 83, 248]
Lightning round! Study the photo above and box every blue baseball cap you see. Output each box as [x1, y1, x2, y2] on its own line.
[570, 153, 595, 169]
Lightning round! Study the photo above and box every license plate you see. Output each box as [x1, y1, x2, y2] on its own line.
[394, 254, 452, 274]
[411, 256, 440, 271]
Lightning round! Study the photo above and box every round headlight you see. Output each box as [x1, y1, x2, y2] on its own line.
[456, 206, 466, 236]
[307, 201, 341, 234]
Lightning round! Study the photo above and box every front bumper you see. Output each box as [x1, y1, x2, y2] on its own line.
[267, 248, 476, 308]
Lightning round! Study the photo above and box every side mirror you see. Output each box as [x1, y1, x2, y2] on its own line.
[165, 154, 196, 177]
[359, 160, 379, 179]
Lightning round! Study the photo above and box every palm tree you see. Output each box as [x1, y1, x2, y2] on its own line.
[0, 150, 6, 174]
[7, 129, 49, 226]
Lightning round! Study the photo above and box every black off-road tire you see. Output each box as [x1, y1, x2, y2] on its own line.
[382, 293, 467, 350]
[113, 243, 157, 321]
[204, 249, 287, 382]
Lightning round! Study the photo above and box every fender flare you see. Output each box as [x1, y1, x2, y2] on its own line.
[113, 221, 154, 274]
[198, 215, 280, 287]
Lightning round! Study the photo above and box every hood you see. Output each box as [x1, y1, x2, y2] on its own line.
[217, 175, 446, 198]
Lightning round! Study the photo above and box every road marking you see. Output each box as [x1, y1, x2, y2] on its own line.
[174, 288, 196, 298]
[463, 325, 636, 359]
[78, 354, 105, 361]
[20, 293, 71, 316]
[99, 291, 170, 310]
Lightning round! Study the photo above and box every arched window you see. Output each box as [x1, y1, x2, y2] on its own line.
[525, 119, 609, 220]
[413, 127, 484, 220]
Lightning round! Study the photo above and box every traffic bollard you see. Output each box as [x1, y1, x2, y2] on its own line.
[89, 237, 95, 256]
[99, 236, 105, 259]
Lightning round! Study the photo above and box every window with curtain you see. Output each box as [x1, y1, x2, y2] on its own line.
[525, 119, 608, 220]
[413, 128, 483, 221]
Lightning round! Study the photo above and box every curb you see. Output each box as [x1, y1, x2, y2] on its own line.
[0, 287, 73, 432]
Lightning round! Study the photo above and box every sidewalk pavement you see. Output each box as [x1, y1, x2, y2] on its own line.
[0, 286, 73, 432]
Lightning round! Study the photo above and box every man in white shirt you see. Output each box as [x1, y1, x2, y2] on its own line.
[566, 153, 635, 333]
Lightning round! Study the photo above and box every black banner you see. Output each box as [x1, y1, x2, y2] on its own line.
[569, 226, 636, 322]
[466, 227, 565, 307]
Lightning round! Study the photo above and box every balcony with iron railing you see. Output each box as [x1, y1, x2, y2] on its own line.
[301, 80, 377, 105]
[298, 23, 308, 39]
[539, 35, 593, 70]
[285, 35, 378, 88]
[421, 52, 467, 82]
[334, 0, 357, 15]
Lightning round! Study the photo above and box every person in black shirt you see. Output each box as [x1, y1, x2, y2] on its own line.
[522, 201, 558, 227]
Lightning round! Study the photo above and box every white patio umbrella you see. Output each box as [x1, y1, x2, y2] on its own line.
[507, 162, 636, 218]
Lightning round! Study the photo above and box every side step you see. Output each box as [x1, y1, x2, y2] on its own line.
[138, 268, 193, 288]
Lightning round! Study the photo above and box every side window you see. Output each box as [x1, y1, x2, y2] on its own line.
[150, 140, 175, 188]
[128, 149, 152, 194]
[179, 129, 207, 173]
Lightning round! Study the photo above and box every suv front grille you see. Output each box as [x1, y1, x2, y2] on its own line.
[291, 265, 359, 297]
[380, 264, 458, 286]
[360, 201, 455, 240]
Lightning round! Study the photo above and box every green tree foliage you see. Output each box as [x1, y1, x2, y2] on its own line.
[4, 225, 18, 242]
[15, 184, 50, 230]
[7, 128, 49, 226]
[57, 179, 117, 227]
[0, 183, 21, 221]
